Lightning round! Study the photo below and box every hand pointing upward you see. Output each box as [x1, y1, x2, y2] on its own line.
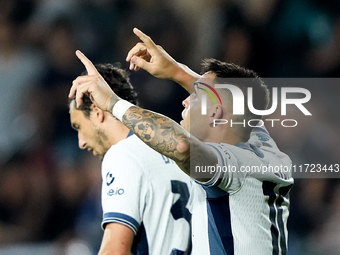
[69, 50, 120, 111]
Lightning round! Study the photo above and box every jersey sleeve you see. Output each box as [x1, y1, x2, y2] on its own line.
[197, 143, 247, 194]
[101, 146, 148, 235]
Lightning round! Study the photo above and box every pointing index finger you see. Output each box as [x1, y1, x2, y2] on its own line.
[75, 50, 98, 75]
[133, 28, 157, 51]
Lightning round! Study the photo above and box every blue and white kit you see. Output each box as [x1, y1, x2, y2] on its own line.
[101, 134, 192, 254]
[192, 126, 294, 255]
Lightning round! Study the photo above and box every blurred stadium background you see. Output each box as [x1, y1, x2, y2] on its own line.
[0, 0, 339, 254]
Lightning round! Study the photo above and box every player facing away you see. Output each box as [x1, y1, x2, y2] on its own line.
[70, 29, 294, 255]
[69, 63, 193, 255]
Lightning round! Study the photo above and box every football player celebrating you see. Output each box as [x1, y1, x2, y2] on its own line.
[69, 63, 193, 254]
[70, 28, 293, 255]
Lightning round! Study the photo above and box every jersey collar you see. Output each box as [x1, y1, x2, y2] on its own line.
[127, 130, 134, 138]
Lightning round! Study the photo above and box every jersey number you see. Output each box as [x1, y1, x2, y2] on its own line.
[263, 181, 292, 255]
[170, 180, 192, 255]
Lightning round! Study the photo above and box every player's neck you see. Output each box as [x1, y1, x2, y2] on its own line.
[105, 118, 131, 145]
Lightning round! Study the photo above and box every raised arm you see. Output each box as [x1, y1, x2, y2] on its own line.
[120, 105, 217, 180]
[126, 28, 200, 93]
[69, 51, 216, 181]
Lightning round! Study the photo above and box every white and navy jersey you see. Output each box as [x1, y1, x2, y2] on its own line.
[185, 174, 224, 255]
[101, 134, 192, 255]
[197, 126, 294, 255]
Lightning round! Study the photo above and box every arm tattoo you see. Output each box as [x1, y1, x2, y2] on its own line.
[122, 106, 217, 179]
[122, 106, 190, 164]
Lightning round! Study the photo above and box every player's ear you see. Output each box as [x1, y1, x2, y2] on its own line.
[208, 105, 224, 127]
[91, 104, 105, 123]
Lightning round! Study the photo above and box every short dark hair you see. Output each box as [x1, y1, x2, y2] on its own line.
[201, 58, 269, 111]
[70, 63, 138, 118]
[201, 59, 270, 140]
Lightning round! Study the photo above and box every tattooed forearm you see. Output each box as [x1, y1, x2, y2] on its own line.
[122, 106, 191, 169]
[122, 106, 218, 180]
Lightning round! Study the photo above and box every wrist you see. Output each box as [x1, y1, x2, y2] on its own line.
[173, 63, 200, 92]
[111, 99, 134, 121]
[108, 96, 120, 113]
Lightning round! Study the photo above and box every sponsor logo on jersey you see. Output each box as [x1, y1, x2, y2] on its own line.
[106, 172, 124, 196]
[106, 172, 115, 186]
[107, 187, 125, 196]
[256, 133, 270, 141]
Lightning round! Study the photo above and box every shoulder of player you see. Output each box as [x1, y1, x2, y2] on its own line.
[117, 134, 153, 151]
[104, 135, 146, 156]
[101, 139, 144, 171]
[102, 135, 166, 175]
[205, 142, 269, 166]
[101, 146, 149, 188]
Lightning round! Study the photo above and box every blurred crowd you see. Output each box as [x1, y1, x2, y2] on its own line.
[0, 0, 339, 254]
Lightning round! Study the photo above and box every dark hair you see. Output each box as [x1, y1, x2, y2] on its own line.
[201, 58, 269, 111]
[201, 59, 270, 140]
[70, 63, 138, 118]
